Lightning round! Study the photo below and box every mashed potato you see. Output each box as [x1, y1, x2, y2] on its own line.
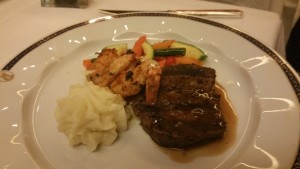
[54, 81, 129, 151]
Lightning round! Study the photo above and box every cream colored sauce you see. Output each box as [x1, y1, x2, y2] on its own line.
[156, 84, 238, 163]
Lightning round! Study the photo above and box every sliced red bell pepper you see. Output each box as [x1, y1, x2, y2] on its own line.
[164, 57, 176, 66]
[157, 59, 166, 67]
[132, 35, 147, 57]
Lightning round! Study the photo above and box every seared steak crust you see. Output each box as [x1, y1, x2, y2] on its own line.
[129, 64, 226, 149]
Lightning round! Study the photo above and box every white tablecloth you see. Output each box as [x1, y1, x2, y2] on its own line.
[0, 0, 285, 69]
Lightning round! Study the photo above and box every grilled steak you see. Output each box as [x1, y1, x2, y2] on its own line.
[128, 64, 226, 149]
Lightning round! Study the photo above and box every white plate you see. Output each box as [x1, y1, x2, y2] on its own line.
[1, 13, 299, 169]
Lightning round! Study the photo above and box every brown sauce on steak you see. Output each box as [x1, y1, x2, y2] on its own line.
[127, 64, 237, 162]
[158, 84, 237, 162]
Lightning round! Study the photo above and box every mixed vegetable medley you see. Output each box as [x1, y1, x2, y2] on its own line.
[83, 35, 207, 70]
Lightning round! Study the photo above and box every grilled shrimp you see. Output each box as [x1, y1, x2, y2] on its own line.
[92, 48, 119, 71]
[87, 49, 162, 105]
[145, 60, 162, 105]
[87, 53, 135, 87]
[110, 57, 161, 105]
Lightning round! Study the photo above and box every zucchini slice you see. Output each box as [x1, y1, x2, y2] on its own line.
[154, 48, 186, 57]
[170, 41, 207, 60]
[142, 41, 154, 59]
[104, 43, 128, 56]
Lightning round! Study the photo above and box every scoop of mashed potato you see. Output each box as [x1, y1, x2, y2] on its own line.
[54, 81, 129, 151]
